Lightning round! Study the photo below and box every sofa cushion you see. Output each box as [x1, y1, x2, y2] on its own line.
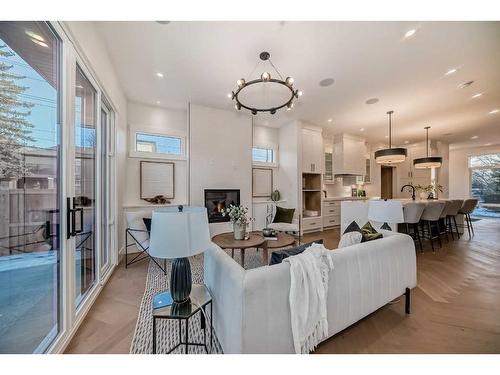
[338, 231, 363, 248]
[269, 239, 323, 265]
[273, 206, 295, 224]
[361, 222, 383, 242]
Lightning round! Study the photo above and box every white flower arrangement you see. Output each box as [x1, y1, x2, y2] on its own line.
[221, 204, 252, 226]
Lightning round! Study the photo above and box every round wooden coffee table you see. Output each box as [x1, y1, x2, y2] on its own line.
[250, 231, 297, 264]
[211, 232, 265, 268]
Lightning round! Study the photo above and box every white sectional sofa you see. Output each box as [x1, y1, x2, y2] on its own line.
[203, 230, 417, 353]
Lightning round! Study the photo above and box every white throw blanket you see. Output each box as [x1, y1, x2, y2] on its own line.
[283, 243, 334, 354]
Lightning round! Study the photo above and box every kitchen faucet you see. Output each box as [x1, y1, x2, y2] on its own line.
[401, 184, 416, 201]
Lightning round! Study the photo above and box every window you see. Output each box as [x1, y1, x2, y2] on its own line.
[252, 147, 275, 164]
[468, 153, 500, 219]
[134, 132, 184, 157]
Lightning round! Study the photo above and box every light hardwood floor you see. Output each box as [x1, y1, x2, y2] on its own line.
[65, 219, 500, 354]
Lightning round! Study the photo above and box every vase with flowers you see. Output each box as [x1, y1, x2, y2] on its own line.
[415, 183, 443, 200]
[221, 204, 252, 240]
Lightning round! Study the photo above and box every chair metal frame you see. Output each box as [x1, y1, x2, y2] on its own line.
[125, 227, 166, 274]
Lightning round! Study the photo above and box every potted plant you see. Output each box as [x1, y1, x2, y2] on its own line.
[221, 204, 252, 240]
[415, 183, 444, 199]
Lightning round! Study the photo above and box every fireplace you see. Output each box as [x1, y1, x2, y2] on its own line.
[204, 189, 240, 223]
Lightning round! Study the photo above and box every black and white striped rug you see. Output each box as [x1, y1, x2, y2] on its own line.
[129, 248, 265, 354]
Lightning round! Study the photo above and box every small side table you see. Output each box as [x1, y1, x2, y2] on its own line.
[152, 284, 213, 354]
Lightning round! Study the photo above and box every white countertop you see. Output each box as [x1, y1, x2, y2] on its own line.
[323, 196, 369, 201]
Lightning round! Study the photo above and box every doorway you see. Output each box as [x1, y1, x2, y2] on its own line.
[381, 166, 394, 199]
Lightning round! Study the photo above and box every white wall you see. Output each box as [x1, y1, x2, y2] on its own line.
[189, 104, 253, 235]
[449, 144, 500, 199]
[64, 21, 128, 252]
[126, 101, 188, 207]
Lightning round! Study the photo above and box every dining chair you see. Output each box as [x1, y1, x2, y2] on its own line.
[420, 201, 446, 252]
[446, 199, 464, 240]
[438, 201, 453, 243]
[458, 199, 479, 239]
[403, 202, 425, 252]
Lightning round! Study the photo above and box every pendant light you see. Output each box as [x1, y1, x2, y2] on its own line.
[375, 110, 407, 164]
[413, 126, 442, 169]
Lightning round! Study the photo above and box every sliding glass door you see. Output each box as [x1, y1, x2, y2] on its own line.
[0, 21, 61, 353]
[0, 21, 117, 353]
[73, 66, 97, 306]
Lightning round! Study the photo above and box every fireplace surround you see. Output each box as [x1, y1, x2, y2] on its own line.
[204, 189, 240, 223]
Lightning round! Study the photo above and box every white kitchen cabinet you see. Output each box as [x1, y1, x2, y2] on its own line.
[302, 127, 323, 173]
[395, 143, 431, 197]
[334, 134, 366, 175]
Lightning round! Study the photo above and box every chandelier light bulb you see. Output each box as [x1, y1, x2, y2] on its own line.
[235, 103, 241, 110]
[286, 77, 294, 86]
[227, 93, 232, 99]
[261, 72, 271, 81]
[237, 78, 246, 88]
[251, 109, 257, 115]
[286, 102, 294, 110]
[270, 109, 276, 115]
[297, 90, 303, 97]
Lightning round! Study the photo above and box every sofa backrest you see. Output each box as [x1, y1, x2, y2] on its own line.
[204, 230, 417, 353]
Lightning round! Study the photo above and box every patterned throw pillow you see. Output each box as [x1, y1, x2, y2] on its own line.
[361, 222, 383, 242]
[269, 239, 323, 265]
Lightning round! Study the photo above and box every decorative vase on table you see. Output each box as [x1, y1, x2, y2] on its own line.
[233, 222, 246, 240]
[221, 204, 252, 241]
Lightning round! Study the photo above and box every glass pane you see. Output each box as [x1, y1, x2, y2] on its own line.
[0, 21, 61, 353]
[74, 66, 96, 306]
[469, 153, 500, 168]
[100, 108, 108, 269]
[252, 147, 273, 163]
[471, 168, 500, 219]
[135, 133, 182, 155]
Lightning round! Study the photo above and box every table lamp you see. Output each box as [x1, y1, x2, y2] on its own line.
[149, 205, 210, 306]
[367, 199, 404, 231]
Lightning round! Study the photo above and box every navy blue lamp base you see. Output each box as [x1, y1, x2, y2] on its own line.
[170, 257, 192, 304]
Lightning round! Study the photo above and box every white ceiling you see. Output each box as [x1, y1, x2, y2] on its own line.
[96, 21, 500, 147]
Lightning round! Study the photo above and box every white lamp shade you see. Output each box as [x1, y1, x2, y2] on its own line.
[149, 206, 210, 259]
[367, 200, 404, 224]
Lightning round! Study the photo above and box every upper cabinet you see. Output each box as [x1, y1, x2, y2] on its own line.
[333, 134, 366, 176]
[302, 127, 323, 173]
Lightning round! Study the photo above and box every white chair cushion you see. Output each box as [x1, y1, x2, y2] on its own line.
[126, 211, 150, 251]
[338, 231, 363, 248]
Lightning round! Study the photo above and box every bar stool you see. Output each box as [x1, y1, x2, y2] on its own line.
[458, 199, 479, 238]
[438, 201, 453, 243]
[403, 202, 425, 252]
[446, 199, 463, 240]
[419, 201, 446, 252]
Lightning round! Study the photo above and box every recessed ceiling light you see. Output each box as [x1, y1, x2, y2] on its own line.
[156, 101, 160, 105]
[404, 140, 410, 144]
[471, 136, 479, 139]
[359, 128, 365, 132]
[489, 109, 499, 114]
[156, 72, 164, 78]
[365, 98, 379, 105]
[327, 118, 332, 123]
[319, 78, 335, 87]
[471, 93, 483, 99]
[156, 21, 171, 25]
[445, 68, 457, 76]
[458, 80, 474, 89]
[484, 143, 492, 146]
[404, 29, 416, 38]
